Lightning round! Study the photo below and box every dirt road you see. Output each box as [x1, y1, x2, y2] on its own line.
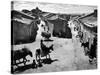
[13, 37, 97, 74]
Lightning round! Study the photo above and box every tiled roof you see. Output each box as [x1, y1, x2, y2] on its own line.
[78, 11, 97, 27]
[12, 10, 36, 20]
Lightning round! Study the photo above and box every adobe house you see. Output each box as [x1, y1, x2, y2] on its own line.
[78, 10, 97, 45]
[42, 13, 72, 38]
[11, 10, 39, 45]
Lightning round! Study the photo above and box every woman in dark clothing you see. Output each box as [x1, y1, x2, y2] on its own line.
[89, 37, 97, 64]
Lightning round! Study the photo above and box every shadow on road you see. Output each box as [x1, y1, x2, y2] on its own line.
[12, 61, 37, 74]
[42, 58, 58, 64]
[12, 58, 58, 74]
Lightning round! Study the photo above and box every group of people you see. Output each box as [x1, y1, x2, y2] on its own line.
[35, 17, 54, 63]
[80, 32, 97, 64]
[68, 19, 97, 64]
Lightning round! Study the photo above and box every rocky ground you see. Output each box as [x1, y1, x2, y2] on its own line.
[13, 37, 97, 74]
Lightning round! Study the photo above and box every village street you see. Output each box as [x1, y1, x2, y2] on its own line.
[11, 1, 97, 74]
[13, 37, 96, 74]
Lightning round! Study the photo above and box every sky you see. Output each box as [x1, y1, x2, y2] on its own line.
[12, 1, 97, 14]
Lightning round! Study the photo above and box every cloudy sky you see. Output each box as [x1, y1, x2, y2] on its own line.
[12, 1, 97, 14]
